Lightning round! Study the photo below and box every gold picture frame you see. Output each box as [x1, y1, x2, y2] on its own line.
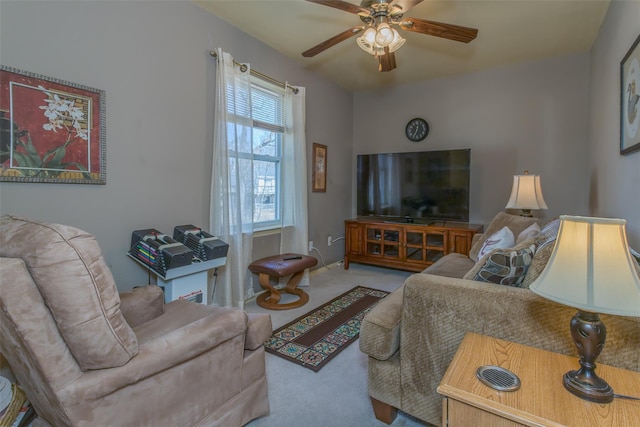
[312, 143, 327, 192]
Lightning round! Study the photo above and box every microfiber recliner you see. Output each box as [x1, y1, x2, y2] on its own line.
[0, 216, 271, 427]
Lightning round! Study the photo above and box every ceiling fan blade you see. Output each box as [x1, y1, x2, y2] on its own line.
[378, 49, 397, 72]
[302, 26, 365, 57]
[388, 0, 424, 14]
[305, 0, 370, 16]
[399, 17, 478, 43]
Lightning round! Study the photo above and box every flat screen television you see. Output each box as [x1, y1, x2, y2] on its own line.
[356, 149, 470, 222]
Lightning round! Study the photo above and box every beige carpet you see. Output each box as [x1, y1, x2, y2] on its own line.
[245, 262, 428, 427]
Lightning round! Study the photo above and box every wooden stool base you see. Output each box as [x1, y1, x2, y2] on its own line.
[255, 271, 309, 310]
[256, 288, 309, 310]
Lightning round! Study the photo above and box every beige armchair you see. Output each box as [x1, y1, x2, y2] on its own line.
[0, 216, 271, 427]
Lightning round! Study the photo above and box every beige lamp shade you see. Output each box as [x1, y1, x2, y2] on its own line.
[505, 173, 548, 210]
[530, 215, 640, 317]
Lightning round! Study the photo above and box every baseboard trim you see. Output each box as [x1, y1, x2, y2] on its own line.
[309, 260, 343, 276]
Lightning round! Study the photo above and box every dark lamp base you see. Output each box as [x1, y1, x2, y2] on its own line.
[565, 310, 614, 404]
[563, 370, 614, 403]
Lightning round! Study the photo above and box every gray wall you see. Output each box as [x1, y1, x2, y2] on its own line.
[0, 1, 353, 291]
[2, 1, 637, 294]
[588, 0, 640, 249]
[353, 53, 591, 227]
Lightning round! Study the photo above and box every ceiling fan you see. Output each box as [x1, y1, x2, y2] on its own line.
[301, 0, 478, 72]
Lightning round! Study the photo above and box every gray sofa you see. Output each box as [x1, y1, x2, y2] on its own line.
[359, 212, 640, 426]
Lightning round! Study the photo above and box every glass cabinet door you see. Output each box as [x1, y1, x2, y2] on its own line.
[426, 232, 446, 263]
[405, 230, 425, 262]
[405, 228, 447, 265]
[365, 227, 382, 255]
[365, 226, 400, 259]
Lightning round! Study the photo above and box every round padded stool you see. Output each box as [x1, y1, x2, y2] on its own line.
[248, 253, 317, 310]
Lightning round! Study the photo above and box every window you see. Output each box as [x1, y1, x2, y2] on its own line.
[226, 77, 285, 230]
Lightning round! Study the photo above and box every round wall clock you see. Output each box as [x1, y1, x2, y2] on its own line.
[405, 118, 429, 142]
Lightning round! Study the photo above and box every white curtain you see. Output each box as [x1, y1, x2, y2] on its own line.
[280, 85, 310, 287]
[210, 48, 254, 308]
[210, 49, 309, 306]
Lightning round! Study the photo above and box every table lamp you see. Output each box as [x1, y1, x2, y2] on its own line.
[529, 215, 640, 403]
[505, 171, 548, 217]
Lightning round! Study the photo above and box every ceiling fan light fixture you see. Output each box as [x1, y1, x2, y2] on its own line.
[363, 26, 376, 44]
[387, 29, 405, 53]
[373, 45, 386, 57]
[302, 0, 479, 72]
[357, 39, 388, 56]
[375, 22, 394, 47]
[356, 27, 377, 55]
[356, 36, 374, 54]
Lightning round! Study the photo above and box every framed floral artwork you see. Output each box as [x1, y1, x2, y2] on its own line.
[621, 34, 640, 155]
[0, 65, 106, 183]
[312, 143, 327, 192]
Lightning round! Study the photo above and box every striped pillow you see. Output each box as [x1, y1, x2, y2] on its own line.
[538, 218, 560, 249]
[631, 247, 640, 275]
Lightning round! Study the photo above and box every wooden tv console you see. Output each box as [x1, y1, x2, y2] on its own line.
[344, 217, 483, 272]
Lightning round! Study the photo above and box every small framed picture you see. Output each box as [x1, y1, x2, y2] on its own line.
[620, 34, 640, 155]
[312, 143, 327, 192]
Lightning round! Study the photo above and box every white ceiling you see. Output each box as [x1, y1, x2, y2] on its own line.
[194, 0, 610, 92]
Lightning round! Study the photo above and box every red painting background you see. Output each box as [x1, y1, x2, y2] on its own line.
[0, 69, 101, 173]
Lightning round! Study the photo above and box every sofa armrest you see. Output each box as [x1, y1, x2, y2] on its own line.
[245, 313, 272, 350]
[398, 273, 640, 425]
[421, 253, 474, 278]
[360, 285, 404, 360]
[119, 285, 164, 328]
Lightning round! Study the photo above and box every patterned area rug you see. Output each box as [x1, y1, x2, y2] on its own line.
[264, 286, 389, 372]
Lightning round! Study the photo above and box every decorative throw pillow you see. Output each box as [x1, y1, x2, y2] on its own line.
[522, 242, 555, 288]
[469, 212, 539, 262]
[538, 218, 560, 249]
[631, 247, 640, 276]
[464, 238, 540, 288]
[477, 226, 515, 259]
[516, 223, 541, 244]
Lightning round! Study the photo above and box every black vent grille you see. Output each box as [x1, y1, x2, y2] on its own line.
[476, 366, 521, 392]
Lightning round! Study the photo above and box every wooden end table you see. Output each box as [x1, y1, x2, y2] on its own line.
[438, 332, 640, 426]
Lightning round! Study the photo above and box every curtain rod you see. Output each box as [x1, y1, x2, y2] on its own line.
[209, 51, 298, 94]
